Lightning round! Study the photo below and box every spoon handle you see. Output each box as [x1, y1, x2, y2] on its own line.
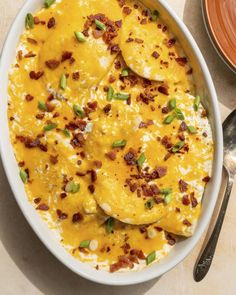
[194, 173, 234, 282]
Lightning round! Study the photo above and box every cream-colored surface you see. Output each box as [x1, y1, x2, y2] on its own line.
[0, 0, 235, 294]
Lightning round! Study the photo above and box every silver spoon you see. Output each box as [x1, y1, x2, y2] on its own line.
[194, 109, 236, 282]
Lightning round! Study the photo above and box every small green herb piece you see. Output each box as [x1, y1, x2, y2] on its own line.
[171, 141, 185, 153]
[65, 181, 80, 194]
[164, 194, 172, 204]
[44, 0, 56, 8]
[74, 31, 87, 42]
[43, 123, 57, 132]
[188, 125, 197, 134]
[146, 251, 156, 265]
[73, 104, 84, 118]
[112, 139, 127, 148]
[107, 86, 114, 101]
[20, 169, 28, 184]
[145, 198, 155, 210]
[79, 240, 91, 248]
[163, 114, 175, 124]
[121, 68, 129, 77]
[151, 10, 159, 21]
[168, 98, 176, 110]
[106, 217, 115, 234]
[63, 128, 71, 137]
[194, 96, 201, 111]
[113, 93, 130, 100]
[160, 188, 172, 195]
[175, 108, 185, 120]
[95, 19, 106, 31]
[60, 74, 67, 90]
[38, 101, 47, 111]
[25, 13, 34, 29]
[137, 153, 146, 168]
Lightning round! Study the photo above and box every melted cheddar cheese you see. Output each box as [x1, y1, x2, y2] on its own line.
[8, 0, 213, 272]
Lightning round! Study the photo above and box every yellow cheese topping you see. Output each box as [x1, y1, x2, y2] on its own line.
[8, 0, 213, 272]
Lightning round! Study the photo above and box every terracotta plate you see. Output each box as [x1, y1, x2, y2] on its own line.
[202, 0, 236, 73]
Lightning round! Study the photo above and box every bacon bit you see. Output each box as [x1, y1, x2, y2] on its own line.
[27, 37, 38, 45]
[25, 94, 34, 102]
[87, 101, 98, 111]
[201, 109, 208, 118]
[124, 148, 137, 166]
[103, 104, 111, 114]
[175, 57, 188, 66]
[94, 161, 102, 169]
[110, 44, 120, 54]
[88, 184, 95, 194]
[16, 135, 48, 152]
[105, 151, 116, 161]
[154, 166, 167, 178]
[155, 197, 164, 204]
[36, 204, 49, 211]
[128, 255, 139, 264]
[152, 51, 160, 59]
[50, 155, 58, 165]
[150, 184, 160, 195]
[202, 132, 208, 138]
[166, 38, 176, 48]
[70, 57, 75, 64]
[115, 20, 122, 28]
[161, 136, 173, 149]
[47, 17, 56, 29]
[72, 72, 80, 81]
[141, 184, 154, 197]
[56, 209, 68, 220]
[162, 106, 169, 114]
[34, 17, 40, 25]
[139, 226, 147, 234]
[70, 133, 85, 148]
[178, 132, 185, 141]
[76, 171, 86, 177]
[110, 255, 134, 273]
[190, 192, 198, 208]
[93, 29, 104, 39]
[60, 192, 67, 199]
[45, 102, 55, 112]
[158, 85, 169, 95]
[114, 60, 121, 69]
[29, 71, 44, 80]
[121, 243, 131, 254]
[118, 0, 126, 7]
[109, 75, 116, 83]
[155, 226, 163, 232]
[139, 120, 154, 129]
[17, 50, 23, 61]
[134, 38, 144, 44]
[61, 51, 73, 62]
[182, 195, 190, 206]
[179, 121, 187, 132]
[34, 197, 41, 204]
[66, 120, 87, 131]
[136, 188, 141, 198]
[53, 112, 60, 118]
[24, 52, 36, 58]
[123, 6, 132, 15]
[130, 249, 146, 260]
[162, 25, 168, 32]
[36, 113, 45, 120]
[164, 152, 172, 161]
[89, 170, 97, 182]
[140, 18, 147, 25]
[187, 68, 193, 75]
[165, 233, 176, 246]
[183, 219, 192, 226]
[45, 59, 60, 69]
[126, 37, 134, 43]
[179, 179, 188, 193]
[175, 207, 181, 213]
[202, 176, 211, 183]
[72, 212, 83, 223]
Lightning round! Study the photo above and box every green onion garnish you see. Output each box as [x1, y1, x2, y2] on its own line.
[112, 139, 127, 148]
[175, 108, 185, 120]
[60, 74, 67, 90]
[79, 240, 91, 248]
[163, 114, 175, 124]
[20, 169, 28, 184]
[188, 125, 197, 134]
[65, 181, 80, 194]
[107, 86, 114, 101]
[43, 123, 57, 132]
[137, 153, 146, 168]
[106, 217, 114, 234]
[113, 93, 130, 100]
[38, 101, 47, 111]
[151, 10, 159, 21]
[164, 194, 172, 204]
[95, 19, 106, 31]
[63, 128, 71, 137]
[121, 68, 129, 77]
[168, 98, 176, 110]
[171, 141, 185, 153]
[146, 251, 156, 265]
[74, 31, 87, 42]
[160, 188, 172, 195]
[73, 104, 84, 118]
[25, 13, 34, 29]
[145, 198, 155, 210]
[44, 0, 56, 8]
[194, 96, 201, 111]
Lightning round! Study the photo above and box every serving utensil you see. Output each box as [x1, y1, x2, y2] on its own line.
[194, 109, 236, 282]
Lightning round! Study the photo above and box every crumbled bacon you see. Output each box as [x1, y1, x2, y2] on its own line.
[72, 212, 83, 223]
[29, 71, 44, 80]
[56, 209, 68, 220]
[153, 167, 167, 178]
[182, 195, 190, 206]
[121, 243, 131, 254]
[70, 133, 85, 148]
[94, 160, 102, 168]
[123, 6, 132, 15]
[72, 72, 80, 81]
[88, 184, 95, 194]
[110, 44, 120, 54]
[90, 170, 97, 182]
[50, 155, 58, 165]
[105, 151, 116, 161]
[165, 233, 176, 245]
[152, 51, 160, 59]
[93, 29, 104, 39]
[27, 37, 38, 45]
[130, 249, 146, 260]
[202, 176, 211, 183]
[25, 94, 34, 102]
[16, 135, 48, 152]
[110, 255, 134, 273]
[115, 20, 122, 28]
[24, 52, 36, 58]
[36, 204, 49, 211]
[179, 121, 187, 132]
[183, 219, 192, 226]
[34, 17, 40, 25]
[166, 38, 176, 48]
[66, 120, 87, 131]
[87, 101, 98, 111]
[179, 179, 188, 193]
[134, 38, 144, 44]
[45, 102, 55, 112]
[124, 148, 137, 166]
[34, 197, 41, 204]
[158, 85, 169, 95]
[139, 120, 154, 128]
[61, 51, 73, 62]
[103, 104, 111, 114]
[126, 37, 134, 43]
[109, 75, 116, 83]
[162, 106, 169, 114]
[190, 192, 198, 208]
[161, 136, 173, 149]
[175, 57, 188, 66]
[47, 17, 56, 29]
[140, 18, 147, 25]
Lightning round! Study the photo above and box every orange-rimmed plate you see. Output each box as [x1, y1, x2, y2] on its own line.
[202, 0, 236, 73]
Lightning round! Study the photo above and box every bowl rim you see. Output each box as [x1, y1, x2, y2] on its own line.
[0, 0, 223, 286]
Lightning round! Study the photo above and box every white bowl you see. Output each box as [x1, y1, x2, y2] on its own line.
[0, 0, 223, 286]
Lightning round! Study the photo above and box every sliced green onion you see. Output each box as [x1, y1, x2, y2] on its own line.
[137, 153, 146, 168]
[95, 19, 106, 31]
[112, 139, 127, 148]
[65, 181, 80, 193]
[106, 217, 114, 234]
[113, 93, 130, 100]
[107, 86, 114, 101]
[160, 188, 172, 195]
[164, 194, 172, 204]
[163, 114, 175, 124]
[38, 101, 47, 111]
[194, 96, 201, 111]
[74, 31, 87, 42]
[79, 240, 91, 248]
[43, 123, 57, 132]
[168, 98, 176, 110]
[20, 169, 28, 184]
[73, 104, 84, 118]
[63, 128, 71, 137]
[44, 0, 56, 8]
[171, 141, 185, 153]
[145, 198, 155, 210]
[60, 74, 67, 90]
[151, 10, 159, 21]
[25, 13, 34, 29]
[175, 108, 185, 120]
[121, 68, 129, 77]
[188, 125, 197, 134]
[146, 251, 156, 265]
